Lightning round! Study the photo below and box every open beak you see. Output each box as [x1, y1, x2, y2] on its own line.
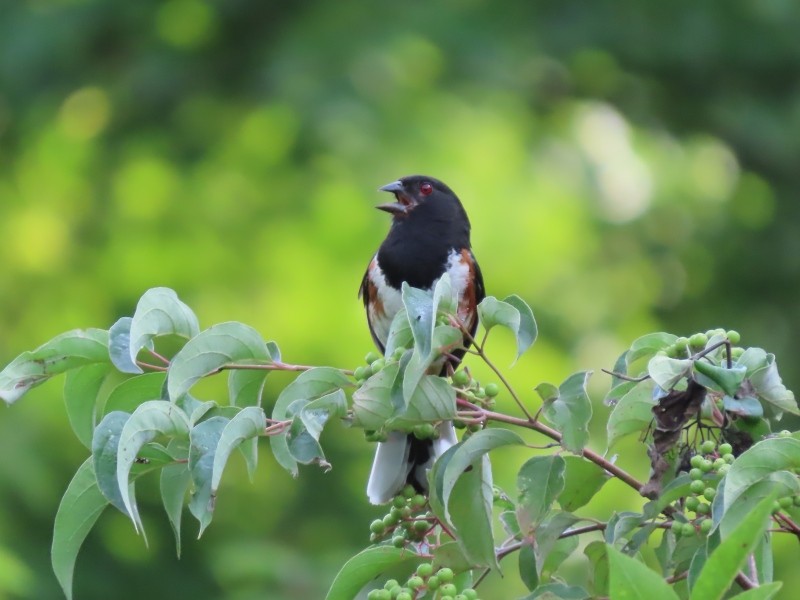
[376, 180, 414, 215]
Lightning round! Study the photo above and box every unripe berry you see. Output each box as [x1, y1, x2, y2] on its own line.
[671, 520, 683, 536]
[411, 494, 427, 509]
[685, 496, 700, 512]
[689, 468, 704, 481]
[392, 535, 405, 548]
[402, 485, 416, 499]
[400, 506, 413, 518]
[779, 496, 793, 509]
[437, 568, 455, 582]
[452, 370, 470, 386]
[682, 522, 696, 537]
[723, 453, 735, 464]
[703, 487, 717, 501]
[690, 480, 706, 494]
[413, 519, 429, 533]
[396, 592, 412, 600]
[690, 455, 704, 469]
[726, 330, 741, 344]
[370, 519, 386, 534]
[406, 576, 424, 590]
[368, 589, 391, 600]
[416, 563, 433, 578]
[794, 495, 800, 507]
[718, 443, 733, 455]
[717, 464, 730, 475]
[701, 440, 716, 455]
[370, 358, 386, 372]
[462, 590, 478, 600]
[699, 518, 713, 534]
[778, 430, 792, 438]
[426, 575, 440, 589]
[384, 579, 399, 590]
[689, 333, 708, 349]
[713, 458, 726, 470]
[440, 583, 458, 596]
[700, 459, 714, 472]
[485, 383, 500, 397]
[366, 351, 382, 364]
[696, 502, 710, 515]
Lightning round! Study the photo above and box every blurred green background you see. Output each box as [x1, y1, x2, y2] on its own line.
[1, 1, 799, 598]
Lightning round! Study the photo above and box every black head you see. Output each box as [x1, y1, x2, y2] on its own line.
[376, 175, 466, 222]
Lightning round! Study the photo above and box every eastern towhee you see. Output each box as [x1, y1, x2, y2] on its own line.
[359, 175, 485, 504]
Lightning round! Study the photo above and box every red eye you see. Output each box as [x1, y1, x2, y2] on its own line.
[420, 182, 433, 196]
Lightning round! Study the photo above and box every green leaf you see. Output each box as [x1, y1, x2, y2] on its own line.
[0, 328, 109, 405]
[627, 333, 677, 368]
[401, 282, 435, 359]
[167, 321, 270, 401]
[389, 374, 456, 429]
[727, 583, 782, 600]
[128, 287, 200, 369]
[478, 295, 537, 360]
[64, 364, 111, 449]
[584, 541, 609, 597]
[439, 428, 525, 519]
[519, 543, 538, 591]
[647, 355, 692, 390]
[116, 400, 190, 532]
[92, 411, 135, 515]
[749, 354, 798, 417]
[352, 363, 397, 430]
[324, 546, 424, 600]
[607, 545, 680, 600]
[533, 511, 582, 574]
[297, 389, 347, 440]
[431, 541, 474, 573]
[541, 371, 592, 454]
[520, 582, 589, 599]
[211, 406, 267, 493]
[541, 535, 580, 580]
[159, 439, 191, 558]
[735, 347, 770, 375]
[517, 455, 566, 532]
[693, 361, 747, 397]
[384, 308, 413, 357]
[101, 372, 166, 417]
[227, 369, 267, 407]
[51, 459, 109, 600]
[690, 494, 777, 600]
[723, 395, 764, 418]
[270, 367, 351, 476]
[723, 437, 800, 513]
[188, 415, 229, 536]
[558, 456, 610, 511]
[108, 317, 145, 374]
[604, 511, 644, 547]
[607, 379, 657, 449]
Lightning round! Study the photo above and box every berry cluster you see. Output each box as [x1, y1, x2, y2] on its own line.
[355, 350, 406, 384]
[659, 329, 742, 359]
[674, 440, 734, 537]
[367, 565, 481, 600]
[451, 369, 499, 407]
[368, 485, 434, 547]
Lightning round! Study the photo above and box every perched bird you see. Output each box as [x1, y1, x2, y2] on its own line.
[359, 175, 485, 504]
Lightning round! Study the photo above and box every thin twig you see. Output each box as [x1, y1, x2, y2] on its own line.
[136, 360, 168, 372]
[145, 347, 171, 366]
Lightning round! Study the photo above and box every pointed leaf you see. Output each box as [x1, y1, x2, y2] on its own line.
[558, 456, 610, 511]
[116, 400, 190, 532]
[324, 546, 424, 600]
[128, 287, 200, 367]
[533, 511, 582, 573]
[384, 309, 413, 357]
[728, 583, 782, 600]
[0, 329, 109, 404]
[188, 416, 229, 536]
[607, 379, 657, 448]
[270, 367, 351, 476]
[109, 317, 145, 374]
[647, 355, 692, 391]
[167, 322, 269, 400]
[584, 541, 609, 597]
[690, 494, 777, 600]
[51, 459, 109, 600]
[749, 354, 798, 416]
[390, 374, 456, 429]
[541, 371, 592, 453]
[517, 456, 566, 532]
[297, 389, 347, 440]
[723, 437, 800, 512]
[160, 438, 191, 557]
[352, 363, 397, 430]
[401, 283, 435, 359]
[64, 364, 111, 449]
[101, 372, 166, 417]
[446, 453, 497, 568]
[211, 406, 267, 493]
[626, 333, 678, 368]
[607, 545, 679, 600]
[478, 295, 537, 360]
[227, 369, 267, 407]
[92, 411, 135, 515]
[693, 361, 747, 397]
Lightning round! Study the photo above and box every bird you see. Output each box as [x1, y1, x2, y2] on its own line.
[359, 175, 485, 504]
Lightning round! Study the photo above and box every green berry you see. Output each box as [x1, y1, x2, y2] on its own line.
[413, 519, 429, 533]
[713, 458, 726, 470]
[416, 563, 433, 578]
[392, 347, 406, 361]
[426, 576, 440, 590]
[416, 423, 436, 440]
[454, 595, 468, 600]
[779, 496, 793, 509]
[370, 519, 385, 534]
[396, 592, 412, 600]
[440, 583, 458, 596]
[402, 485, 416, 499]
[700, 459, 714, 472]
[717, 464, 730, 475]
[696, 502, 711, 515]
[682, 522, 696, 537]
[689, 333, 708, 349]
[411, 494, 427, 509]
[462, 590, 478, 600]
[393, 495, 406, 509]
[366, 351, 381, 364]
[452, 370, 470, 386]
[400, 505, 413, 518]
[384, 579, 399, 590]
[485, 383, 500, 397]
[392, 535, 405, 548]
[722, 453, 735, 464]
[699, 518, 713, 534]
[671, 520, 683, 535]
[406, 576, 424, 590]
[370, 358, 386, 372]
[437, 567, 455, 582]
[685, 496, 700, 512]
[719, 443, 733, 456]
[383, 513, 398, 527]
[368, 589, 391, 600]
[772, 501, 782, 514]
[690, 480, 706, 494]
[354, 366, 369, 380]
[731, 347, 744, 359]
[703, 487, 717, 501]
[726, 330, 741, 344]
[689, 468, 704, 481]
[794, 495, 800, 507]
[475, 386, 486, 398]
[778, 430, 792, 438]
[701, 440, 716, 455]
[690, 455, 704, 469]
